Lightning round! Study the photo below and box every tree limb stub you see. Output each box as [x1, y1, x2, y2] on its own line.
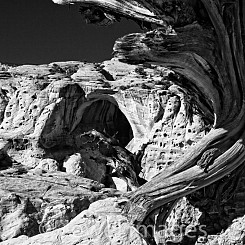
[52, 0, 167, 26]
[52, 0, 245, 224]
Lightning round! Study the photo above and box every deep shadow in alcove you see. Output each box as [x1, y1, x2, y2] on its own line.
[80, 100, 133, 147]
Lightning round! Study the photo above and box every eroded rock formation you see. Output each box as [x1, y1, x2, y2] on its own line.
[0, 57, 210, 244]
[1, 0, 245, 244]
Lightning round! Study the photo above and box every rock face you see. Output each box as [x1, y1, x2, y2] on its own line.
[0, 57, 244, 244]
[0, 58, 211, 183]
[2, 0, 245, 243]
[0, 169, 103, 241]
[138, 85, 208, 181]
[1, 198, 148, 245]
[0, 59, 207, 181]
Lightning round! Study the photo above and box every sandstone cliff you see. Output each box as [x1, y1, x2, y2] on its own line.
[1, 0, 245, 244]
[0, 58, 244, 245]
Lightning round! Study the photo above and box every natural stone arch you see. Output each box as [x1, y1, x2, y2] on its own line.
[74, 97, 134, 147]
[38, 85, 134, 149]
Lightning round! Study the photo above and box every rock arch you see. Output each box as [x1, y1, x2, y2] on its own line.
[38, 87, 134, 150]
[73, 97, 134, 147]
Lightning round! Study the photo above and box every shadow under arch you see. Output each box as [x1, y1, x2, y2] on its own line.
[71, 94, 134, 147]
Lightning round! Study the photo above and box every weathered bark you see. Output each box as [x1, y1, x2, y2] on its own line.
[52, 0, 245, 225]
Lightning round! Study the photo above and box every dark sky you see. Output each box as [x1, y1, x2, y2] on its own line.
[0, 0, 141, 64]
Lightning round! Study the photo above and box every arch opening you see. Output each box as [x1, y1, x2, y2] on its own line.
[80, 100, 133, 147]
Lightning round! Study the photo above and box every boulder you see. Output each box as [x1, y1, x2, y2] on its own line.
[35, 158, 59, 172]
[63, 153, 85, 176]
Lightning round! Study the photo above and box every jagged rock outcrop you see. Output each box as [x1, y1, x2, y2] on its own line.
[207, 215, 245, 245]
[0, 168, 104, 241]
[1, 198, 148, 245]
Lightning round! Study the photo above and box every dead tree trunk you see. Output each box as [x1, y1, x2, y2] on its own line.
[52, 0, 245, 224]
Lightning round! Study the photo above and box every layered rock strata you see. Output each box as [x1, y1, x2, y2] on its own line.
[0, 59, 211, 244]
[1, 57, 244, 244]
[2, 0, 245, 242]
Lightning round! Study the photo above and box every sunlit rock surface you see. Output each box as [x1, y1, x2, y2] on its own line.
[0, 59, 208, 180]
[0, 169, 103, 241]
[1, 198, 148, 245]
[1, 60, 243, 244]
